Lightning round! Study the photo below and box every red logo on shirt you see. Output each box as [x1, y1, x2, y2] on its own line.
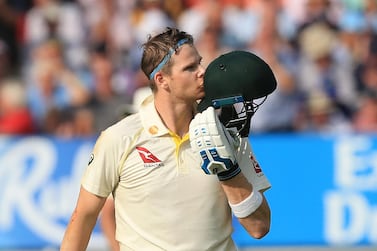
[250, 155, 262, 173]
[136, 146, 161, 163]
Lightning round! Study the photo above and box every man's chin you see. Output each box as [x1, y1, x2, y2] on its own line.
[198, 90, 205, 100]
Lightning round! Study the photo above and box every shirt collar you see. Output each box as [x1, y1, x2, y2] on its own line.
[139, 94, 170, 137]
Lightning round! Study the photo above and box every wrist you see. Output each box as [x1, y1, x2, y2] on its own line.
[229, 190, 263, 218]
[217, 163, 241, 181]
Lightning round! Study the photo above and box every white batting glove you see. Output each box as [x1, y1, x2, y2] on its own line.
[189, 106, 241, 181]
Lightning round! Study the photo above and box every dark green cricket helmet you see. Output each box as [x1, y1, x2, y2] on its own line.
[198, 50, 277, 112]
[198, 50, 277, 136]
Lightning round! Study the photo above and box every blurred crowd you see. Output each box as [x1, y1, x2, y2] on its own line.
[1, 0, 377, 137]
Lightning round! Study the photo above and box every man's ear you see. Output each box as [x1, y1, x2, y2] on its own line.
[155, 72, 169, 90]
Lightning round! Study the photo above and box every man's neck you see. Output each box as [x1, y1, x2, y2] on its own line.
[154, 96, 194, 138]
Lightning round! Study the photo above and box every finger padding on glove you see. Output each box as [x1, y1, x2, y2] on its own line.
[189, 106, 239, 176]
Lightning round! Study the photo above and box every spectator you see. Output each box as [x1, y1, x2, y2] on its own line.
[177, 0, 222, 41]
[25, 39, 91, 132]
[0, 40, 11, 80]
[0, 0, 33, 73]
[72, 107, 96, 138]
[354, 35, 377, 98]
[85, 42, 135, 133]
[23, 0, 87, 69]
[296, 0, 339, 34]
[44, 106, 95, 138]
[249, 0, 302, 133]
[365, 0, 377, 32]
[221, 0, 260, 49]
[352, 36, 377, 135]
[44, 107, 75, 137]
[131, 0, 174, 45]
[335, 13, 369, 83]
[297, 90, 352, 133]
[1, 0, 376, 135]
[352, 92, 377, 133]
[78, 0, 136, 69]
[194, 23, 231, 68]
[296, 23, 358, 120]
[0, 78, 35, 134]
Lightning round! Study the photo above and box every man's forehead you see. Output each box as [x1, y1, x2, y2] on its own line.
[172, 44, 199, 63]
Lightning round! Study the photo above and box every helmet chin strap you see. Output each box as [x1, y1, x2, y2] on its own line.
[237, 101, 254, 137]
[216, 96, 268, 137]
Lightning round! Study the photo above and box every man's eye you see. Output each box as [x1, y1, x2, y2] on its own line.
[187, 65, 197, 71]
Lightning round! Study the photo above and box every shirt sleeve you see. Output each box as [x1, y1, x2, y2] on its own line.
[81, 129, 121, 197]
[236, 137, 271, 192]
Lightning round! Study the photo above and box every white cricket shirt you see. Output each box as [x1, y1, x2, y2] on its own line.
[81, 95, 271, 251]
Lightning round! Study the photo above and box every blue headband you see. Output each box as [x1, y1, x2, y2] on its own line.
[149, 38, 189, 80]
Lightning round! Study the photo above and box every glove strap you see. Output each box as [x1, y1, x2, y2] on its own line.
[217, 163, 241, 181]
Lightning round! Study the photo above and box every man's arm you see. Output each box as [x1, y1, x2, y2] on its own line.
[189, 106, 271, 238]
[100, 197, 120, 251]
[220, 173, 271, 239]
[60, 186, 107, 251]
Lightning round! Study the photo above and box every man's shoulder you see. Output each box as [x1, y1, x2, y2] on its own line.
[105, 113, 142, 137]
[93, 113, 143, 153]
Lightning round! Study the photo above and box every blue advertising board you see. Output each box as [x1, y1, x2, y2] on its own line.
[0, 134, 376, 249]
[0, 136, 99, 249]
[234, 134, 377, 247]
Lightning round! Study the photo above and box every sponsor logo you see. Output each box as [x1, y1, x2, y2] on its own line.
[88, 153, 94, 165]
[136, 146, 164, 168]
[250, 155, 262, 173]
[0, 137, 105, 247]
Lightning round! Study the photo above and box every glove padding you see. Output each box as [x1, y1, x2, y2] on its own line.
[189, 106, 241, 181]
